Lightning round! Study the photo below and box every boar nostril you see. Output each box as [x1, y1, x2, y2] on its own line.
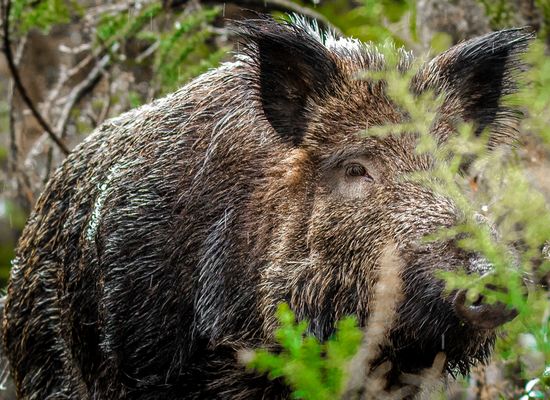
[452, 289, 518, 330]
[471, 293, 485, 307]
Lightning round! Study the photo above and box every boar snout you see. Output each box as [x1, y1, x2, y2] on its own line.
[451, 268, 526, 330]
[450, 214, 522, 329]
[452, 288, 518, 329]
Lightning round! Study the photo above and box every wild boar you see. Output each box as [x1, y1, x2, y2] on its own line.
[2, 16, 531, 399]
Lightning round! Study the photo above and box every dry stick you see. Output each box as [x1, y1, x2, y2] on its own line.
[55, 54, 111, 138]
[400, 352, 447, 398]
[46, 54, 95, 115]
[343, 244, 405, 399]
[7, 34, 34, 208]
[0, 0, 70, 155]
[42, 147, 54, 186]
[84, 1, 132, 22]
[28, 53, 110, 185]
[96, 71, 113, 126]
[7, 34, 27, 175]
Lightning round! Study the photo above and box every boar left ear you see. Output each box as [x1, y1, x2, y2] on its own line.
[236, 17, 341, 146]
[414, 28, 534, 144]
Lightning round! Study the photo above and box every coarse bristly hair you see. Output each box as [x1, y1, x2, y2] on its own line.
[2, 15, 533, 400]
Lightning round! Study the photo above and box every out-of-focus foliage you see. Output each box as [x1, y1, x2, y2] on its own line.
[476, 0, 550, 40]
[476, 0, 515, 28]
[313, 0, 417, 45]
[9, 0, 81, 34]
[538, 0, 550, 40]
[152, 8, 225, 94]
[94, 3, 224, 96]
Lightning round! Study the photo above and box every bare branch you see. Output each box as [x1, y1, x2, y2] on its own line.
[0, 0, 70, 155]
[136, 40, 160, 63]
[7, 34, 26, 175]
[96, 71, 113, 126]
[46, 54, 95, 115]
[55, 54, 111, 138]
[7, 34, 34, 209]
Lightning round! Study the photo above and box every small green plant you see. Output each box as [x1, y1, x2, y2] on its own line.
[245, 304, 363, 400]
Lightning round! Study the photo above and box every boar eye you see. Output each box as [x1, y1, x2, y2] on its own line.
[345, 163, 373, 181]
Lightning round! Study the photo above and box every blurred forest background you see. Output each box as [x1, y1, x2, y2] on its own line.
[0, 0, 549, 399]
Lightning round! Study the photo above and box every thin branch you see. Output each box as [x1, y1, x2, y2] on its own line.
[96, 71, 113, 126]
[1, 0, 70, 155]
[55, 54, 111, 138]
[47, 54, 95, 112]
[7, 34, 26, 175]
[136, 40, 160, 63]
[42, 147, 54, 186]
[38, 52, 109, 184]
[7, 33, 34, 209]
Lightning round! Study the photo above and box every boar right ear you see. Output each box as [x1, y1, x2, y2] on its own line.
[414, 28, 533, 144]
[236, 17, 340, 146]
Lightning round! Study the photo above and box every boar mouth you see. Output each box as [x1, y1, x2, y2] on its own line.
[452, 289, 518, 330]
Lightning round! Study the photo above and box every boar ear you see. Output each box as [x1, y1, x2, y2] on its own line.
[414, 28, 533, 144]
[236, 17, 340, 146]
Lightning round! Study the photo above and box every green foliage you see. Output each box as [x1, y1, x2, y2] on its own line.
[476, 0, 514, 28]
[367, 40, 550, 395]
[152, 8, 224, 93]
[96, 3, 164, 47]
[10, 0, 81, 34]
[95, 3, 223, 95]
[246, 304, 362, 400]
[536, 0, 550, 40]
[0, 200, 26, 286]
[477, 0, 550, 40]
[127, 90, 143, 109]
[522, 40, 550, 144]
[315, 0, 417, 45]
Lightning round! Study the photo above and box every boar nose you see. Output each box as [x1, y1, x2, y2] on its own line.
[451, 213, 525, 329]
[452, 286, 519, 330]
[473, 212, 498, 239]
